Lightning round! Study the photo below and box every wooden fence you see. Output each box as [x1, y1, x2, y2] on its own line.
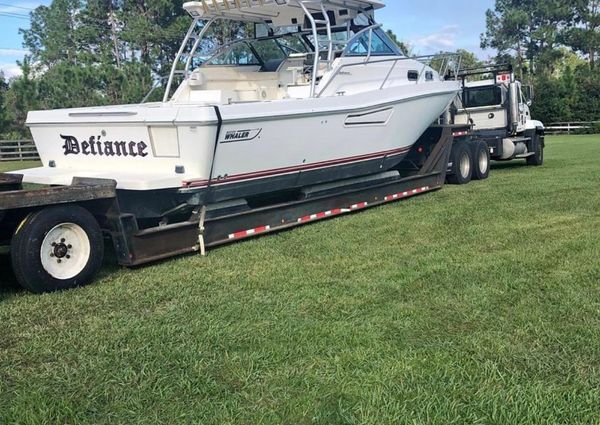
[0, 140, 40, 162]
[545, 121, 600, 135]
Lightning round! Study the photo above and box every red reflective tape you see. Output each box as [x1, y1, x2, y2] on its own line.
[228, 187, 432, 241]
[351, 202, 368, 210]
[297, 207, 354, 223]
[383, 186, 430, 203]
[228, 225, 271, 240]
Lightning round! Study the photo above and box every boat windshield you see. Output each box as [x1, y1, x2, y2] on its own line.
[205, 34, 310, 68]
[344, 28, 402, 56]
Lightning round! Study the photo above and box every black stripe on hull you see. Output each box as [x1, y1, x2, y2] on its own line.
[116, 151, 411, 219]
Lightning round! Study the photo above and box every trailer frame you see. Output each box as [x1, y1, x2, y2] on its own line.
[1, 124, 461, 292]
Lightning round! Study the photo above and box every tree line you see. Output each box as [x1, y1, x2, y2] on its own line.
[482, 0, 600, 123]
[0, 0, 599, 139]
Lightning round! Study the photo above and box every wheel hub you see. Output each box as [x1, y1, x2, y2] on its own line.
[51, 240, 72, 260]
[54, 243, 68, 258]
[41, 223, 91, 280]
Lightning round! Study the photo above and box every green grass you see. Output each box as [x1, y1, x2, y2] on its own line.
[1, 136, 600, 424]
[0, 160, 41, 173]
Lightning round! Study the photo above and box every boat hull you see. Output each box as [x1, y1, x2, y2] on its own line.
[191, 82, 459, 202]
[18, 81, 459, 204]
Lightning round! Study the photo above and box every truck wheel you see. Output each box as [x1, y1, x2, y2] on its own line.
[447, 143, 473, 185]
[471, 141, 491, 180]
[527, 134, 544, 166]
[11, 206, 104, 293]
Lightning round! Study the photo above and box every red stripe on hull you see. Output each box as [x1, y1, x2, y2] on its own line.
[183, 145, 412, 188]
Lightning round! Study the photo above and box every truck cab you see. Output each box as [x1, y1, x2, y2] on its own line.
[453, 65, 544, 166]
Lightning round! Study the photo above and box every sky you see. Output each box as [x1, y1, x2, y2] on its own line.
[0, 0, 496, 79]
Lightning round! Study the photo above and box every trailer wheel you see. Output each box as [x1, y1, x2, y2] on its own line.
[447, 143, 473, 185]
[527, 133, 544, 166]
[11, 206, 104, 293]
[471, 141, 490, 180]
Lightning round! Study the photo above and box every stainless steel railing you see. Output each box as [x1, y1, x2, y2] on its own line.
[316, 52, 462, 98]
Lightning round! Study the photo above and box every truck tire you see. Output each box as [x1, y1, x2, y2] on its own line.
[471, 140, 490, 180]
[526, 133, 544, 166]
[11, 205, 104, 293]
[447, 143, 473, 185]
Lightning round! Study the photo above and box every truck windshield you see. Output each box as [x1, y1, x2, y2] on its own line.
[463, 86, 502, 108]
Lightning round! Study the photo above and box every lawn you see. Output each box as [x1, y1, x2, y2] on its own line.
[1, 135, 599, 424]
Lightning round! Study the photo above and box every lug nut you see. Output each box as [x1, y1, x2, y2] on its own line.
[50, 253, 55, 257]
[57, 259, 62, 264]
[66, 255, 71, 259]
[67, 245, 72, 249]
[60, 238, 65, 243]
[51, 242, 57, 247]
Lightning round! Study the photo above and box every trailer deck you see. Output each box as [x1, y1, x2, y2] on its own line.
[1, 125, 459, 292]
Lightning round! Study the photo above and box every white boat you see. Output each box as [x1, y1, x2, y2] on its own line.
[17, 0, 461, 206]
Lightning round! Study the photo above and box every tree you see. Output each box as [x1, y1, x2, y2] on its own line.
[0, 72, 8, 136]
[21, 0, 84, 67]
[456, 48, 485, 70]
[562, 0, 600, 68]
[481, 0, 574, 75]
[4, 59, 39, 137]
[386, 29, 411, 56]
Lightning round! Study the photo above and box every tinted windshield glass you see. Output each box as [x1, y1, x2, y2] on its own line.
[346, 29, 398, 56]
[206, 42, 260, 66]
[277, 35, 309, 55]
[206, 35, 309, 68]
[463, 86, 503, 108]
[251, 39, 285, 62]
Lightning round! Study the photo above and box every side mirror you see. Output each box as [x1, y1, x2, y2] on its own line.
[526, 99, 533, 107]
[523, 85, 534, 102]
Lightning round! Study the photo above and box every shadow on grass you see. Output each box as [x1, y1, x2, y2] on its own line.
[0, 255, 21, 298]
[490, 160, 531, 171]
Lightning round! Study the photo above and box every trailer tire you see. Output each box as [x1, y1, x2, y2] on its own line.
[11, 206, 103, 293]
[527, 133, 544, 166]
[447, 143, 473, 185]
[471, 141, 490, 180]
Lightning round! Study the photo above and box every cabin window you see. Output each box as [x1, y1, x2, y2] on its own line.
[407, 70, 419, 81]
[463, 86, 503, 108]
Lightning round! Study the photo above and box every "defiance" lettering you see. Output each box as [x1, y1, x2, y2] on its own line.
[60, 135, 149, 158]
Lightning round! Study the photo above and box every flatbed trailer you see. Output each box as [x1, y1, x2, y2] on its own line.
[1, 125, 468, 293]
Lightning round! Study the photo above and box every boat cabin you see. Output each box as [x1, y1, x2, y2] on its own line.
[164, 0, 453, 104]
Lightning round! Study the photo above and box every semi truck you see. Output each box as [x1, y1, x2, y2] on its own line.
[446, 64, 545, 185]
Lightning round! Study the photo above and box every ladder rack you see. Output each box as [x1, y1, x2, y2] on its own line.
[298, 0, 334, 97]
